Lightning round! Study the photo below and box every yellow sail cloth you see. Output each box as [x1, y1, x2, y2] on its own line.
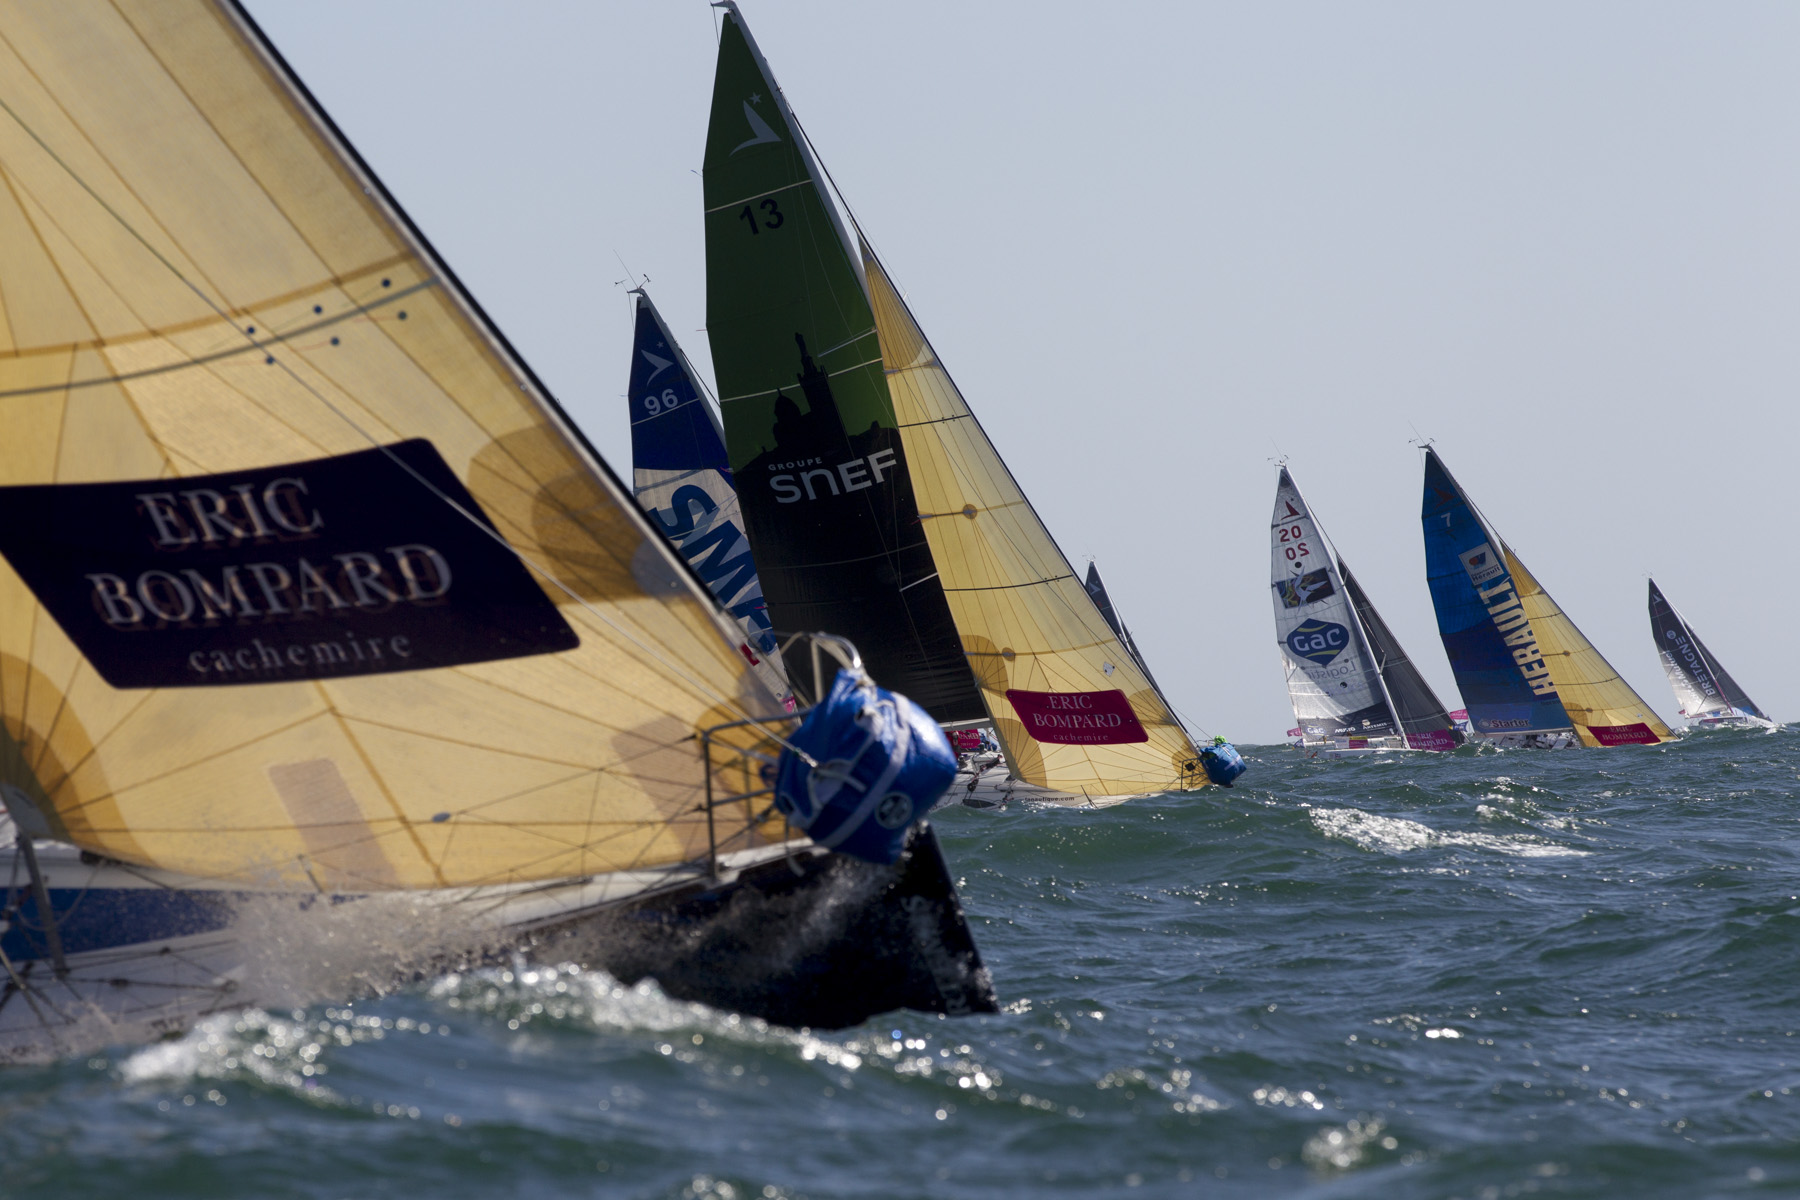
[863, 250, 1203, 794]
[1503, 549, 1671, 746]
[0, 1, 783, 889]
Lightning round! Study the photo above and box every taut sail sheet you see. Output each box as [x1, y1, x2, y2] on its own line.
[701, 6, 983, 722]
[1270, 469, 1394, 740]
[627, 290, 789, 704]
[866, 253, 1201, 794]
[1338, 560, 1459, 748]
[1648, 580, 1767, 722]
[0, 0, 785, 890]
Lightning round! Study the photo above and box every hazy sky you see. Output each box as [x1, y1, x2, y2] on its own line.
[245, 1, 1799, 742]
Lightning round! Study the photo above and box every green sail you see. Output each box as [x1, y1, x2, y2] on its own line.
[702, 7, 983, 721]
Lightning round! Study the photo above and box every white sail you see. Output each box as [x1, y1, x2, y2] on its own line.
[1270, 469, 1391, 741]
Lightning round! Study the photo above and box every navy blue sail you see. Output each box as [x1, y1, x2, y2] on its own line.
[628, 291, 789, 702]
[1420, 448, 1571, 738]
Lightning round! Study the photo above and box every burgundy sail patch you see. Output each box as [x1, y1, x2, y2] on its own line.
[1587, 723, 1660, 746]
[1004, 689, 1149, 745]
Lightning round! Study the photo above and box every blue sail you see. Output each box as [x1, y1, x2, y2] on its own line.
[628, 292, 787, 688]
[1420, 448, 1570, 736]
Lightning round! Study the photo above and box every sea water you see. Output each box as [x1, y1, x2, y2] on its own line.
[3, 727, 1798, 1198]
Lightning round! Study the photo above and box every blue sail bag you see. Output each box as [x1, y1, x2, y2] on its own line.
[774, 668, 956, 864]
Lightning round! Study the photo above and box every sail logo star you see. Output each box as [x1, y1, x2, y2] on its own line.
[1286, 620, 1349, 666]
[732, 99, 782, 155]
[641, 348, 675, 383]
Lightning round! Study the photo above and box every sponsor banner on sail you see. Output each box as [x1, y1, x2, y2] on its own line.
[0, 441, 577, 689]
[703, 13, 980, 719]
[1275, 568, 1335, 609]
[629, 297, 781, 665]
[1420, 451, 1570, 736]
[1587, 723, 1661, 746]
[1004, 689, 1149, 745]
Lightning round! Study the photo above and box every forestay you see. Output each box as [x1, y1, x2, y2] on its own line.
[866, 254, 1202, 795]
[0, 0, 787, 890]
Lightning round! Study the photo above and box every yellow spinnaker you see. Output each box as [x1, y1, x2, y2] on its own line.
[1504, 550, 1671, 746]
[864, 249, 1203, 794]
[0, 1, 783, 889]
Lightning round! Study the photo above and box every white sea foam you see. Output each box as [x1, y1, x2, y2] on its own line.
[1310, 807, 1589, 858]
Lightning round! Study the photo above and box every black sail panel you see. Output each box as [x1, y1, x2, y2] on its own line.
[701, 10, 982, 719]
[1340, 560, 1457, 735]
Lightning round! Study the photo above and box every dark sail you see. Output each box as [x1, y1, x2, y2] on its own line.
[1340, 559, 1459, 740]
[1648, 580, 1766, 720]
[701, 10, 983, 719]
[1082, 562, 1161, 694]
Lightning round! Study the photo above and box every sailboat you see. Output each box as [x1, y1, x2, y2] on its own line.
[1270, 467, 1461, 755]
[625, 288, 791, 708]
[1420, 447, 1672, 747]
[700, 3, 1239, 802]
[0, 0, 995, 1061]
[1647, 580, 1776, 730]
[1083, 562, 1161, 694]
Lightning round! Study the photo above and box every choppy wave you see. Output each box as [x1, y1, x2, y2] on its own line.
[6, 728, 1800, 1198]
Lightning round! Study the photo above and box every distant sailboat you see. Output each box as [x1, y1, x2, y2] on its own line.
[1270, 467, 1460, 755]
[1647, 580, 1775, 730]
[701, 2, 1232, 802]
[1420, 448, 1671, 747]
[0, 0, 993, 1061]
[625, 289, 792, 708]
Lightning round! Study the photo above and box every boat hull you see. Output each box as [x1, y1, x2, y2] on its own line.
[939, 754, 1144, 809]
[0, 824, 994, 1061]
[548, 824, 997, 1029]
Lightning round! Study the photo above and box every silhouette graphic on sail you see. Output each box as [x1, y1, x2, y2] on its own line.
[737, 334, 979, 714]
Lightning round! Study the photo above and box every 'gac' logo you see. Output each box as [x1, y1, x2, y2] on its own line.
[1286, 620, 1349, 666]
